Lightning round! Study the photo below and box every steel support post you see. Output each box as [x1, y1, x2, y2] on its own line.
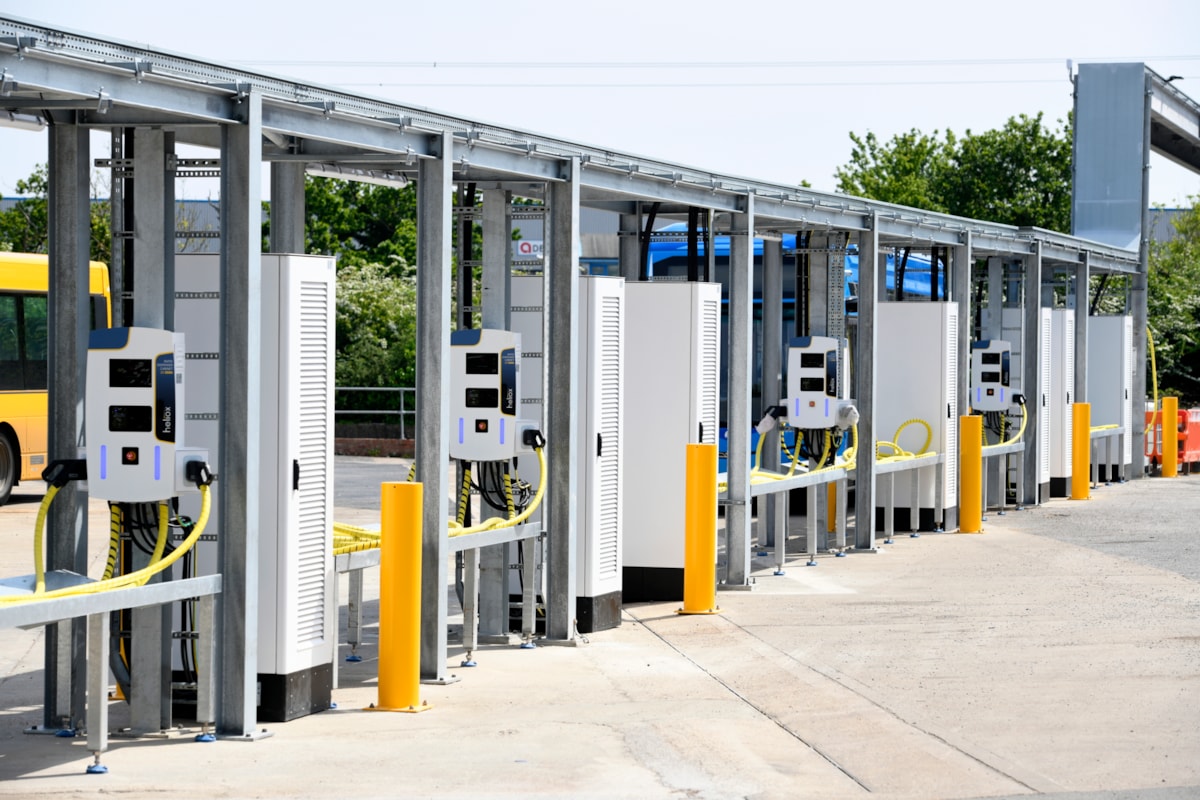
[1074, 257, 1090, 405]
[456, 185, 474, 331]
[619, 210, 640, 282]
[545, 161, 581, 640]
[478, 188, 513, 639]
[760, 238, 784, 550]
[1022, 243, 1044, 507]
[269, 161, 306, 253]
[109, 129, 126, 328]
[416, 134, 453, 679]
[807, 232, 831, 337]
[45, 121, 90, 730]
[986, 256, 1003, 339]
[725, 196, 754, 585]
[216, 91, 263, 737]
[86, 612, 109, 758]
[133, 131, 177, 737]
[704, 209, 716, 283]
[195, 593, 216, 730]
[1132, 74, 1153, 478]
[130, 604, 171, 733]
[132, 128, 173, 327]
[853, 218, 879, 551]
[954, 235, 972, 423]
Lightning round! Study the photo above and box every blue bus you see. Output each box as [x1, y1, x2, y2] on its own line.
[643, 223, 944, 305]
[641, 223, 946, 427]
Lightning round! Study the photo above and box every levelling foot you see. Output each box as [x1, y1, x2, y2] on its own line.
[86, 754, 107, 774]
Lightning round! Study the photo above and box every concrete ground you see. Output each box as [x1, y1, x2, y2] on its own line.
[1, 458, 1198, 799]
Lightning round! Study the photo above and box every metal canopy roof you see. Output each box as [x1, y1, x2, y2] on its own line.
[0, 15, 1139, 273]
[1148, 67, 1200, 175]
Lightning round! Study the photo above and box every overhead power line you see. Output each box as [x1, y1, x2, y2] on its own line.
[237, 55, 1200, 70]
[335, 77, 1195, 90]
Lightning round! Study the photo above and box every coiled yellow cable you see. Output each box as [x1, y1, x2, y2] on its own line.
[456, 464, 472, 526]
[996, 403, 1028, 448]
[448, 447, 547, 538]
[104, 504, 121, 580]
[503, 466, 516, 519]
[3, 484, 211, 605]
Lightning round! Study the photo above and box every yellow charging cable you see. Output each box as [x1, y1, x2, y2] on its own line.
[448, 447, 547, 538]
[31, 484, 59, 594]
[993, 403, 1028, 448]
[333, 522, 382, 555]
[3, 483, 212, 605]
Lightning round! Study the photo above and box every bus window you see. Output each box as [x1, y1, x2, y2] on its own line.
[0, 294, 18, 390]
[23, 294, 47, 390]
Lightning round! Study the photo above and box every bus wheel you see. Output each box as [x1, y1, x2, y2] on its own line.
[0, 431, 15, 506]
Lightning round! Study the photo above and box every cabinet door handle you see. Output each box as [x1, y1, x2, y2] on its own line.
[293, 459, 300, 492]
[597, 433, 603, 458]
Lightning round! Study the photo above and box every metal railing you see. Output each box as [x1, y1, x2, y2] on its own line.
[335, 387, 416, 441]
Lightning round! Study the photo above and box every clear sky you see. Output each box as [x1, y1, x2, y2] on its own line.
[1, 0, 1198, 208]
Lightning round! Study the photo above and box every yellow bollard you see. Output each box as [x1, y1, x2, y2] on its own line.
[1071, 403, 1091, 500]
[678, 443, 720, 615]
[826, 483, 837, 534]
[959, 416, 983, 533]
[1163, 397, 1179, 478]
[371, 482, 430, 712]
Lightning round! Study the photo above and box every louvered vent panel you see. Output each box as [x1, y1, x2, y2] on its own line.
[293, 279, 330, 648]
[697, 297, 720, 444]
[1040, 313, 1052, 481]
[1064, 316, 1075, 461]
[596, 293, 622, 578]
[1124, 319, 1134, 463]
[945, 308, 959, 500]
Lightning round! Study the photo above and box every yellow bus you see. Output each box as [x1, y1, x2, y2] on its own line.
[0, 253, 112, 504]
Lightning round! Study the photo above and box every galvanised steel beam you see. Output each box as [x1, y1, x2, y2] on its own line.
[416, 132, 453, 681]
[0, 52, 239, 122]
[761, 238, 784, 551]
[1022, 243, 1044, 507]
[261, 103, 435, 158]
[545, 159, 581, 640]
[45, 121, 90, 731]
[853, 217, 879, 551]
[753, 194, 871, 232]
[216, 90, 263, 738]
[725, 195, 754, 586]
[0, 18, 1166, 277]
[1148, 68, 1200, 173]
[270, 161, 306, 253]
[578, 165, 744, 212]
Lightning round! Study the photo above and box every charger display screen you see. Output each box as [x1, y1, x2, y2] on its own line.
[110, 359, 153, 388]
[465, 387, 499, 408]
[109, 405, 153, 432]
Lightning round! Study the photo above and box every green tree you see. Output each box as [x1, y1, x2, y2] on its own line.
[941, 114, 1073, 231]
[835, 129, 951, 212]
[835, 113, 1072, 232]
[0, 167, 51, 254]
[1147, 202, 1200, 405]
[0, 164, 112, 262]
[298, 176, 417, 274]
[335, 261, 418, 388]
